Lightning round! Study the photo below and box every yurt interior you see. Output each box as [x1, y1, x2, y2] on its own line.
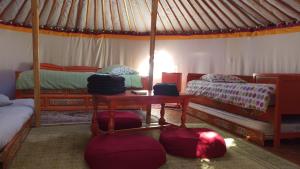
[1, 0, 300, 169]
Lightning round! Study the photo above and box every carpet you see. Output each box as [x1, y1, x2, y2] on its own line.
[41, 110, 159, 126]
[10, 124, 300, 169]
[41, 111, 93, 125]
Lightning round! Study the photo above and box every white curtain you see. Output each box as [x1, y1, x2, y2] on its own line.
[38, 32, 300, 76]
[39, 35, 150, 70]
[224, 33, 300, 75]
[1, 28, 300, 97]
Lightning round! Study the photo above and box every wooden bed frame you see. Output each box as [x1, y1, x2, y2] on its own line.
[0, 116, 33, 169]
[186, 73, 300, 147]
[15, 63, 149, 111]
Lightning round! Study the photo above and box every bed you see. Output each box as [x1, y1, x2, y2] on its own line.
[186, 73, 300, 147]
[0, 99, 34, 169]
[15, 63, 149, 111]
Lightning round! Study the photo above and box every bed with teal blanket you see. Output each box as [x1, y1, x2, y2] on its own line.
[15, 67, 149, 111]
[16, 70, 143, 90]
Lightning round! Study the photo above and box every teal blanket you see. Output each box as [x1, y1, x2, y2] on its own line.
[16, 70, 143, 90]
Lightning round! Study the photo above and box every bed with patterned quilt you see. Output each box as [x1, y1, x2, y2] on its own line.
[186, 73, 300, 147]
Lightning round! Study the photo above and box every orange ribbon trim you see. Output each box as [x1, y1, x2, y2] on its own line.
[1, 23, 300, 40]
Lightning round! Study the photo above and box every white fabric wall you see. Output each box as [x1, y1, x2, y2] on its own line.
[0, 30, 33, 98]
[225, 33, 300, 75]
[1, 28, 300, 97]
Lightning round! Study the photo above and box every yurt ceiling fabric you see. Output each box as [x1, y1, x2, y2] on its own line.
[0, 0, 300, 35]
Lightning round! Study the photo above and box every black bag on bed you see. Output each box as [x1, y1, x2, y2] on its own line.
[153, 83, 179, 96]
[87, 74, 125, 95]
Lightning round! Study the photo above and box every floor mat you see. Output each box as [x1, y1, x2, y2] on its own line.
[40, 110, 159, 126]
[10, 124, 300, 169]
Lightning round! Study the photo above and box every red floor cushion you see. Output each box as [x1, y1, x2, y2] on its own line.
[159, 126, 226, 158]
[97, 111, 142, 131]
[85, 134, 166, 169]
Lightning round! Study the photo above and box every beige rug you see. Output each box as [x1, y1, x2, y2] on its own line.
[40, 110, 159, 126]
[10, 124, 300, 169]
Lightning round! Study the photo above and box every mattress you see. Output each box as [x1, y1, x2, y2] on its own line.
[16, 70, 143, 90]
[0, 99, 34, 150]
[186, 80, 275, 112]
[189, 103, 300, 139]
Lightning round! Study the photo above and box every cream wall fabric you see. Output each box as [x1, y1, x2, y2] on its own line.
[0, 28, 300, 97]
[40, 35, 150, 69]
[225, 33, 300, 75]
[0, 29, 32, 98]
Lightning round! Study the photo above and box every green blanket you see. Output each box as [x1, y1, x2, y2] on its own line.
[16, 70, 143, 90]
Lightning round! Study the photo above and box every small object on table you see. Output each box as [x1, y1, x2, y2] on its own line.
[87, 74, 126, 95]
[162, 72, 182, 108]
[162, 72, 182, 92]
[153, 83, 179, 96]
[131, 90, 148, 95]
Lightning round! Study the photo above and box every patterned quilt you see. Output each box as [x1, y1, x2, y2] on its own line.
[185, 80, 276, 112]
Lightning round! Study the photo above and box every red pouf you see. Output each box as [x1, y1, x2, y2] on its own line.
[85, 135, 166, 169]
[159, 126, 226, 158]
[97, 111, 142, 131]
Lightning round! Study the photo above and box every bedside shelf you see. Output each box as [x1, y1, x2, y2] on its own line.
[162, 72, 182, 92]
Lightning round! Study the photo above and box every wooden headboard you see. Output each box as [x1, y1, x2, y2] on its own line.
[254, 73, 300, 115]
[15, 63, 101, 79]
[186, 73, 206, 82]
[40, 63, 101, 72]
[187, 73, 254, 83]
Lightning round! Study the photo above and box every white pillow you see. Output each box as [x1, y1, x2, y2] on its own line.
[0, 94, 13, 107]
[201, 74, 246, 83]
[99, 65, 138, 75]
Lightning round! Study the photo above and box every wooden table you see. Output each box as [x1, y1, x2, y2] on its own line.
[91, 90, 191, 135]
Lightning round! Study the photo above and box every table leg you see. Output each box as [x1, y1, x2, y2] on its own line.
[181, 99, 189, 128]
[146, 105, 152, 126]
[92, 96, 100, 136]
[108, 102, 115, 134]
[159, 103, 166, 125]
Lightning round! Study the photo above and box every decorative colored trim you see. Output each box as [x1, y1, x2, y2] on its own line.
[0, 23, 300, 40]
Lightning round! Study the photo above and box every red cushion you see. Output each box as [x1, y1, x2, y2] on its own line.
[159, 126, 226, 158]
[97, 111, 142, 131]
[85, 134, 166, 169]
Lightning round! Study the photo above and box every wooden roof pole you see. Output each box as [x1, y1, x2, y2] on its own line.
[108, 0, 115, 31]
[146, 0, 159, 123]
[123, 0, 133, 32]
[24, 9, 32, 25]
[145, 0, 167, 33]
[94, 0, 98, 30]
[136, 0, 148, 32]
[128, 0, 137, 32]
[57, 0, 67, 26]
[13, 0, 27, 23]
[116, 0, 123, 32]
[66, 0, 74, 29]
[159, 0, 176, 32]
[148, 0, 159, 90]
[31, 0, 40, 127]
[265, 0, 296, 21]
[46, 0, 57, 27]
[0, 0, 15, 18]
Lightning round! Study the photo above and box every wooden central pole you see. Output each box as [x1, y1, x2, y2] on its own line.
[31, 0, 41, 127]
[146, 0, 159, 125]
[148, 0, 159, 90]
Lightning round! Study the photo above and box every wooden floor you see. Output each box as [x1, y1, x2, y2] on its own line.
[152, 107, 300, 166]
